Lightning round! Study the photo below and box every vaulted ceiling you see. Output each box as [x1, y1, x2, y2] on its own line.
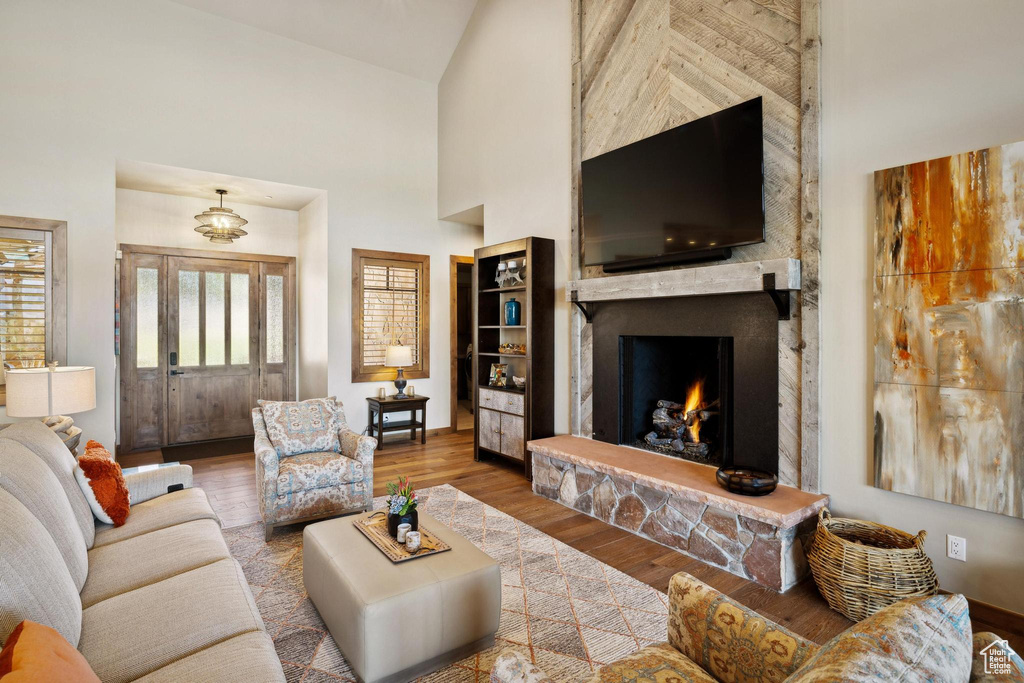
[168, 0, 478, 83]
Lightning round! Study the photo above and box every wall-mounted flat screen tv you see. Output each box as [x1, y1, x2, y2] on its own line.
[582, 97, 765, 271]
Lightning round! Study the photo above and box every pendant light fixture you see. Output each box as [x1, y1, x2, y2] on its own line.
[194, 189, 248, 244]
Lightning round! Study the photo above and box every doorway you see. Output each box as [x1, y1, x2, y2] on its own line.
[119, 244, 296, 453]
[450, 255, 474, 432]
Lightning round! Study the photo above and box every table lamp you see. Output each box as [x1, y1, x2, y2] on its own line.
[384, 345, 413, 399]
[6, 365, 96, 452]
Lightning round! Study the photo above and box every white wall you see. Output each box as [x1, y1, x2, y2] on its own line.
[297, 192, 328, 400]
[0, 0, 479, 444]
[115, 188, 299, 256]
[438, 0, 572, 434]
[821, 0, 1024, 611]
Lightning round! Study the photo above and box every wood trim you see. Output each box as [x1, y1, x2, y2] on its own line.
[119, 243, 296, 265]
[569, 0, 583, 436]
[798, 0, 823, 493]
[964, 595, 1024, 638]
[0, 215, 68, 408]
[449, 255, 474, 432]
[567, 258, 801, 302]
[351, 248, 430, 383]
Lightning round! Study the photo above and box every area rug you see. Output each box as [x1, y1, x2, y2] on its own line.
[223, 484, 669, 682]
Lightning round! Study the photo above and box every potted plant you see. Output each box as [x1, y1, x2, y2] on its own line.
[385, 476, 418, 537]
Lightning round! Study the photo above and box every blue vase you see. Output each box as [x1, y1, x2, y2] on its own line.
[504, 298, 521, 326]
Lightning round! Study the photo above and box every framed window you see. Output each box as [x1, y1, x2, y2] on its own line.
[0, 216, 68, 406]
[352, 249, 429, 382]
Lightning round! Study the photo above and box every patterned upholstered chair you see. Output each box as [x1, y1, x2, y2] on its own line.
[252, 397, 375, 540]
[491, 571, 1008, 683]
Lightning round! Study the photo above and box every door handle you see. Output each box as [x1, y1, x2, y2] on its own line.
[169, 370, 185, 376]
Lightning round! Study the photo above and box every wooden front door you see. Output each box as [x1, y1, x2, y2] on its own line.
[120, 246, 295, 452]
[166, 256, 258, 444]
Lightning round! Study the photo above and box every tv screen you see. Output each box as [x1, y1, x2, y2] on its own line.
[582, 97, 764, 269]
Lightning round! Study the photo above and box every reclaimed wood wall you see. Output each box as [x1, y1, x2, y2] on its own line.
[569, 0, 821, 490]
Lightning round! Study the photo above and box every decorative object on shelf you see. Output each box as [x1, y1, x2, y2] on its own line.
[396, 523, 411, 543]
[506, 258, 525, 285]
[715, 466, 778, 496]
[385, 476, 418, 538]
[6, 363, 95, 455]
[385, 344, 413, 399]
[377, 387, 386, 399]
[807, 508, 938, 621]
[504, 297, 521, 325]
[498, 342, 526, 355]
[407, 385, 415, 397]
[405, 530, 422, 553]
[512, 376, 526, 390]
[352, 511, 451, 563]
[194, 189, 248, 244]
[494, 258, 526, 288]
[488, 363, 508, 387]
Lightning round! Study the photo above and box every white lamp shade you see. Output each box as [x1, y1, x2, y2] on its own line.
[384, 345, 413, 368]
[5, 366, 96, 417]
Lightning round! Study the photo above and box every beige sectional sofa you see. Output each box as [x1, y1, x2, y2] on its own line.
[0, 420, 285, 682]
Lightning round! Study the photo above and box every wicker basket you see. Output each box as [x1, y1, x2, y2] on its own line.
[806, 508, 938, 622]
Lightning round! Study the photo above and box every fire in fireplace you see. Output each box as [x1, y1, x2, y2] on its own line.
[642, 379, 721, 461]
[619, 335, 731, 466]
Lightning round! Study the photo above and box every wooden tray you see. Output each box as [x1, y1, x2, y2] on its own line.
[353, 512, 452, 563]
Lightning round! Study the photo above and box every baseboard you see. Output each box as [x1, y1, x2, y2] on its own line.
[967, 595, 1024, 637]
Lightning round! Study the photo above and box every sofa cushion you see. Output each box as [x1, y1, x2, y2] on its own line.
[259, 397, 341, 456]
[74, 440, 131, 526]
[0, 620, 99, 682]
[0, 421, 95, 548]
[92, 487, 219, 547]
[78, 558, 266, 683]
[0, 439, 89, 591]
[0, 489, 82, 648]
[81, 519, 231, 608]
[787, 593, 973, 683]
[587, 642, 716, 683]
[667, 572, 818, 683]
[131, 631, 285, 682]
[277, 451, 364, 495]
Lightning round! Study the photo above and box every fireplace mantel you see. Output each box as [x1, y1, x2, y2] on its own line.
[567, 258, 801, 303]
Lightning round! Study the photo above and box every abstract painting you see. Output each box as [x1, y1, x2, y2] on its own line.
[874, 141, 1024, 519]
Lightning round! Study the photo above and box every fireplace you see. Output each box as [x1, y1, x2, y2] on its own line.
[592, 292, 780, 476]
[620, 335, 731, 465]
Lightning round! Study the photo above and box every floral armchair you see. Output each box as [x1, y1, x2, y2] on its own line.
[252, 398, 376, 540]
[491, 571, 1023, 683]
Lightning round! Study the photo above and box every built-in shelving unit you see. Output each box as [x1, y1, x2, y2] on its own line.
[473, 237, 554, 479]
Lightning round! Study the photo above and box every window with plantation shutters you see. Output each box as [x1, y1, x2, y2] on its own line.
[0, 230, 50, 369]
[352, 249, 429, 382]
[0, 218, 67, 406]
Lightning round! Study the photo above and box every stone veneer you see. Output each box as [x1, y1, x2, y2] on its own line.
[530, 442, 826, 592]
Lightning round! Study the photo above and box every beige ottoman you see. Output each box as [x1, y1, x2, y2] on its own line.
[303, 510, 501, 683]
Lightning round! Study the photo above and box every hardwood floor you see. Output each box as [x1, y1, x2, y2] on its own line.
[122, 430, 1023, 651]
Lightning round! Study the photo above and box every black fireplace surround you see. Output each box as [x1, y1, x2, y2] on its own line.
[591, 293, 780, 476]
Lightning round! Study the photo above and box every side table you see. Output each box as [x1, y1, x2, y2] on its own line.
[366, 395, 429, 450]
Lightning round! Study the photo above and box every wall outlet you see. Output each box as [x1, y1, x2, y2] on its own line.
[946, 534, 967, 562]
[382, 414, 390, 424]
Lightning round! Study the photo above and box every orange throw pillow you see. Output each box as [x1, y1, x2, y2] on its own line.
[73, 440, 130, 526]
[0, 620, 100, 682]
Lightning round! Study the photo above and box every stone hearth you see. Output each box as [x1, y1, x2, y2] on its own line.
[528, 436, 827, 592]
